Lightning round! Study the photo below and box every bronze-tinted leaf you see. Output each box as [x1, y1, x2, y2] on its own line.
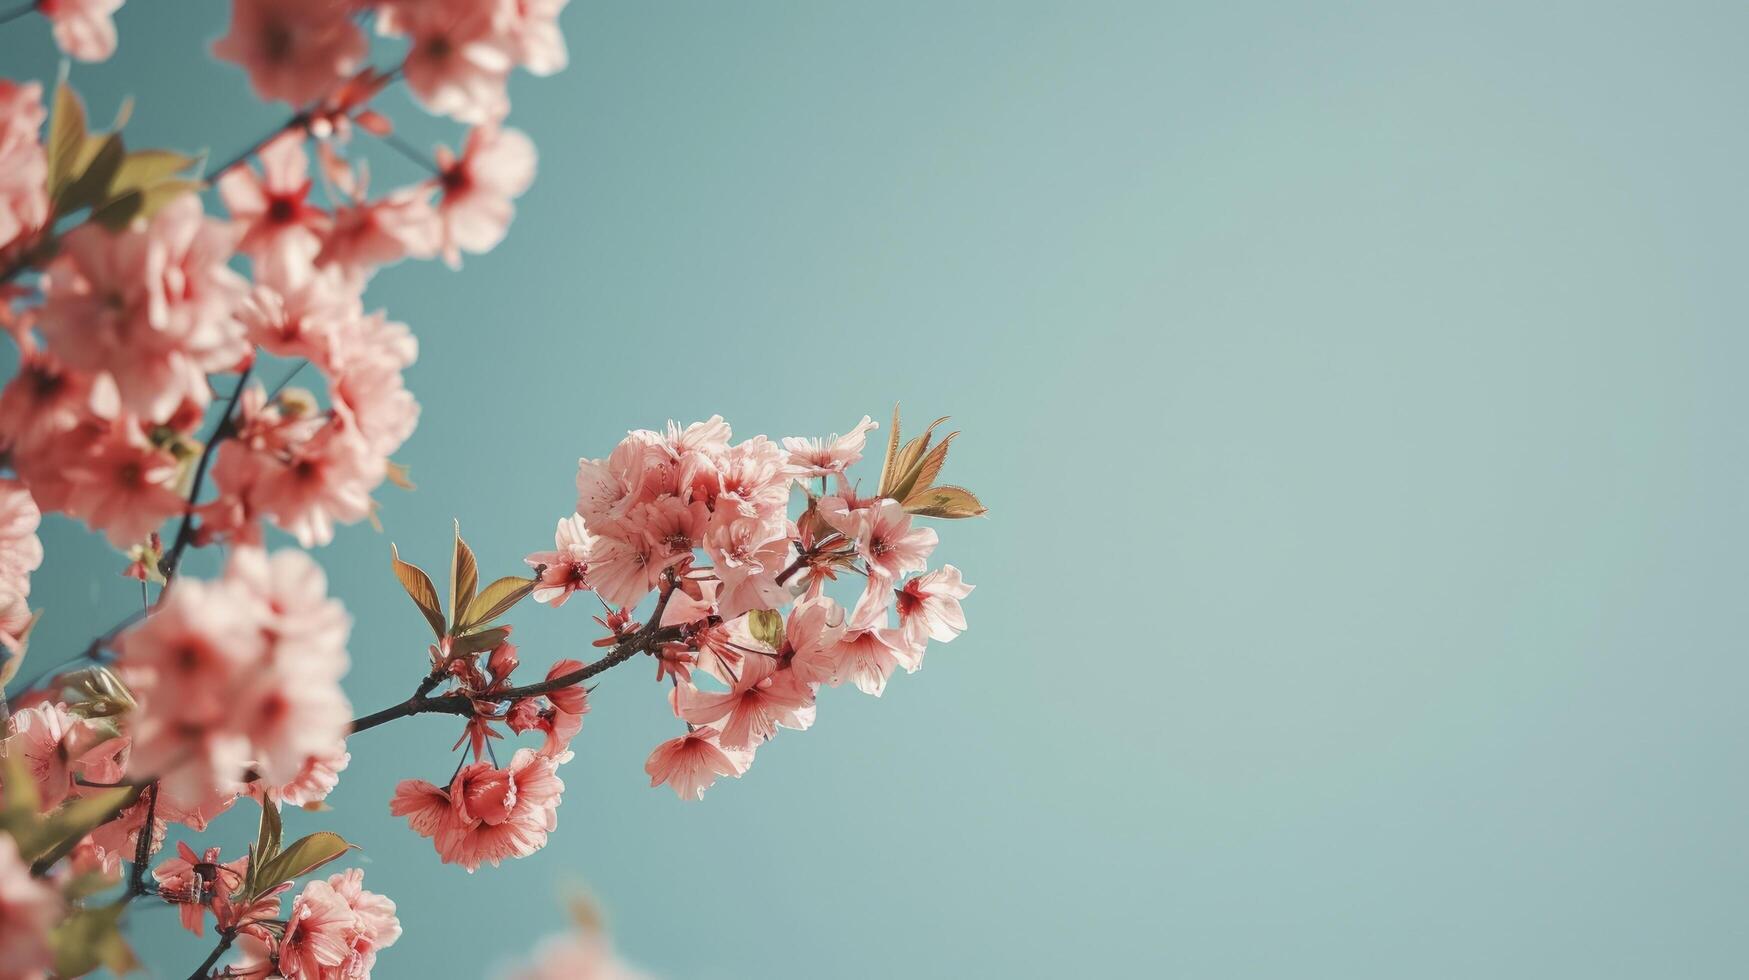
[907, 430, 958, 496]
[390, 544, 446, 639]
[463, 576, 535, 630]
[877, 403, 902, 495]
[885, 417, 950, 501]
[450, 626, 510, 657]
[901, 485, 987, 519]
[449, 521, 478, 630]
[385, 461, 415, 490]
[254, 832, 354, 896]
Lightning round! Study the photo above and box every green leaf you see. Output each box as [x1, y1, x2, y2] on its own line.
[60, 665, 135, 718]
[450, 625, 509, 658]
[54, 132, 124, 217]
[22, 786, 141, 868]
[462, 576, 535, 631]
[254, 832, 353, 896]
[256, 797, 283, 866]
[390, 544, 446, 639]
[901, 485, 987, 519]
[87, 179, 200, 230]
[109, 148, 197, 195]
[51, 902, 136, 977]
[449, 521, 478, 630]
[45, 80, 88, 200]
[0, 751, 41, 825]
[746, 609, 785, 651]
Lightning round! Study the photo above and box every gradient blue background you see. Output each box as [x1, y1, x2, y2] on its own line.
[5, 2, 1747, 976]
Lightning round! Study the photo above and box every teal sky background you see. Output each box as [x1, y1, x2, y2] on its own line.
[5, 2, 1748, 977]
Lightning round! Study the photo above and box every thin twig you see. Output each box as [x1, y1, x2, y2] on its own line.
[185, 929, 237, 980]
[158, 363, 254, 585]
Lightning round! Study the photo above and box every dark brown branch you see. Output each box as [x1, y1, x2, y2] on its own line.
[125, 782, 158, 898]
[186, 929, 236, 980]
[348, 624, 681, 735]
[159, 363, 253, 584]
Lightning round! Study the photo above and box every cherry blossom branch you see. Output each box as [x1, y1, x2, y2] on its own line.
[158, 362, 253, 584]
[124, 782, 158, 899]
[205, 114, 310, 181]
[347, 622, 683, 735]
[0, 3, 33, 28]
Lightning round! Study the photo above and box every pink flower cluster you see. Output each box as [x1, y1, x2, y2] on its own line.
[156, 844, 401, 980]
[519, 416, 974, 804]
[114, 548, 352, 816]
[214, 0, 568, 125]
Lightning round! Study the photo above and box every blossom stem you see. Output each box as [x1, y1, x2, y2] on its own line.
[159, 362, 254, 585]
[369, 129, 442, 176]
[205, 115, 309, 181]
[125, 781, 158, 898]
[0, 4, 34, 28]
[348, 624, 683, 735]
[185, 928, 236, 980]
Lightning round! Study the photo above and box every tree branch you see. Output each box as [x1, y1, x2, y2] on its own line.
[159, 363, 253, 584]
[185, 929, 236, 980]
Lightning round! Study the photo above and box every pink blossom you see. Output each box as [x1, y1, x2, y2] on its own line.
[62, 422, 185, 548]
[317, 182, 439, 274]
[782, 596, 849, 687]
[213, 0, 368, 106]
[783, 415, 877, 479]
[251, 744, 350, 807]
[245, 419, 382, 547]
[279, 875, 356, 978]
[234, 265, 361, 367]
[324, 868, 402, 977]
[704, 515, 790, 619]
[0, 479, 42, 598]
[383, 0, 514, 124]
[644, 725, 752, 801]
[0, 834, 59, 979]
[675, 652, 815, 750]
[430, 125, 536, 268]
[36, 0, 123, 62]
[0, 340, 106, 458]
[504, 930, 651, 980]
[329, 310, 420, 457]
[823, 496, 937, 585]
[154, 842, 248, 936]
[3, 702, 124, 809]
[500, 0, 572, 76]
[37, 194, 247, 421]
[525, 513, 595, 606]
[219, 131, 330, 277]
[895, 564, 973, 648]
[825, 624, 916, 697]
[389, 747, 565, 872]
[0, 80, 48, 254]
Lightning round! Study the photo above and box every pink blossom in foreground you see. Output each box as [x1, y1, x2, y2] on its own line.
[251, 744, 350, 808]
[525, 513, 596, 606]
[36, 194, 248, 421]
[36, 0, 124, 62]
[0, 80, 48, 255]
[895, 563, 974, 648]
[276, 870, 400, 979]
[389, 747, 565, 871]
[61, 422, 185, 548]
[500, 0, 572, 77]
[3, 701, 126, 809]
[212, 0, 367, 106]
[644, 725, 752, 801]
[0, 834, 59, 979]
[383, 0, 514, 125]
[116, 550, 351, 810]
[675, 651, 815, 750]
[430, 125, 537, 268]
